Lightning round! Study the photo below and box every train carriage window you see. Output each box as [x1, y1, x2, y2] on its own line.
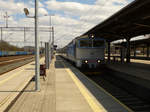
[79, 40, 92, 47]
[93, 40, 104, 47]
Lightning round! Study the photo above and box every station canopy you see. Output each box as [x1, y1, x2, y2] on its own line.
[83, 0, 150, 42]
[132, 37, 150, 45]
[115, 37, 150, 47]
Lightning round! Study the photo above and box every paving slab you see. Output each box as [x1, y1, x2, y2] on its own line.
[0, 58, 44, 112]
[6, 56, 131, 112]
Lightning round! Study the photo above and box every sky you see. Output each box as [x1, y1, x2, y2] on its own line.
[0, 0, 134, 48]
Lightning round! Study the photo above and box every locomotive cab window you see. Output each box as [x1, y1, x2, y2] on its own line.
[79, 39, 104, 48]
[79, 40, 92, 47]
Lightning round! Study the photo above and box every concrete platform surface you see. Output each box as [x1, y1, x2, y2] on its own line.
[6, 56, 131, 112]
[0, 58, 44, 112]
[106, 59, 150, 81]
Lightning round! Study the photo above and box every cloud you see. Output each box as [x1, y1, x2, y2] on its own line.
[0, 0, 134, 48]
[45, 0, 134, 47]
[0, 0, 27, 15]
[45, 0, 130, 21]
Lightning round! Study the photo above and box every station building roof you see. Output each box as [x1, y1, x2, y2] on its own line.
[83, 0, 150, 42]
[114, 37, 150, 48]
[131, 37, 150, 46]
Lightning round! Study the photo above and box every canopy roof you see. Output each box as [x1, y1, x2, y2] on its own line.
[131, 38, 150, 45]
[83, 0, 150, 42]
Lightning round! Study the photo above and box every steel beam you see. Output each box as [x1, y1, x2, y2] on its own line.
[147, 44, 149, 57]
[107, 42, 111, 62]
[126, 38, 131, 63]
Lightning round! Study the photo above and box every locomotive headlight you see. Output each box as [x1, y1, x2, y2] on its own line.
[85, 60, 88, 63]
[98, 60, 101, 63]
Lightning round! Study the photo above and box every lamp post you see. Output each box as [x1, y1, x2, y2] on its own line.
[24, 0, 40, 91]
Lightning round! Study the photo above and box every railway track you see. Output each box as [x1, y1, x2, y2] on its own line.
[0, 56, 34, 66]
[0, 55, 34, 75]
[0, 55, 33, 62]
[84, 72, 150, 112]
[60, 56, 150, 111]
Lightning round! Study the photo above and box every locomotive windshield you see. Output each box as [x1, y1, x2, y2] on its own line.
[80, 40, 92, 47]
[79, 39, 104, 48]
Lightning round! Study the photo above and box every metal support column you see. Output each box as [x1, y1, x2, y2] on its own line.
[147, 44, 149, 57]
[24, 27, 26, 51]
[126, 38, 131, 63]
[1, 28, 2, 41]
[45, 43, 50, 69]
[134, 44, 136, 57]
[40, 41, 43, 53]
[52, 27, 54, 58]
[52, 27, 54, 46]
[49, 26, 51, 61]
[143, 46, 145, 56]
[24, 27, 26, 42]
[35, 0, 40, 91]
[49, 43, 51, 64]
[120, 46, 123, 63]
[107, 41, 110, 62]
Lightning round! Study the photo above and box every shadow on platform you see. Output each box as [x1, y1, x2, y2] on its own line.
[64, 60, 129, 112]
[0, 90, 36, 92]
[0, 76, 37, 93]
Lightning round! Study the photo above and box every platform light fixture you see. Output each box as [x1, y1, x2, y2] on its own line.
[91, 34, 94, 38]
[24, 8, 29, 16]
[23, 8, 35, 18]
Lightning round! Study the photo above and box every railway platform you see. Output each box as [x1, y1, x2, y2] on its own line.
[106, 59, 150, 89]
[2, 55, 132, 112]
[0, 57, 45, 112]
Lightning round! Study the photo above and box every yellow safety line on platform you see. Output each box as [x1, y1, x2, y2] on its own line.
[62, 60, 134, 112]
[82, 77, 134, 112]
[62, 62, 105, 112]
